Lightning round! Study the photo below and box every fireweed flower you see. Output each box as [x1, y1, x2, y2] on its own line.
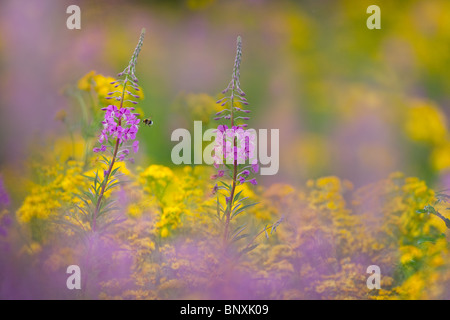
[210, 36, 277, 253]
[212, 37, 258, 187]
[84, 28, 147, 232]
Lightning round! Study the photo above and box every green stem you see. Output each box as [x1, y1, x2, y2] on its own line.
[432, 210, 450, 229]
[223, 90, 237, 247]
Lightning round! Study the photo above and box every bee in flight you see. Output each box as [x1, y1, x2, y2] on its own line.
[142, 117, 153, 126]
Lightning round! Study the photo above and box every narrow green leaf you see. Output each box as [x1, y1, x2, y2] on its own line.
[93, 170, 98, 189]
[105, 182, 120, 193]
[233, 190, 243, 203]
[98, 206, 120, 218]
[236, 196, 249, 204]
[73, 194, 90, 208]
[232, 233, 250, 242]
[110, 166, 121, 177]
[240, 243, 259, 255]
[107, 178, 118, 186]
[81, 174, 95, 181]
[231, 224, 247, 238]
[232, 202, 242, 213]
[219, 181, 231, 190]
[98, 160, 109, 166]
[74, 205, 89, 218]
[216, 198, 221, 221]
[231, 202, 259, 219]
[101, 155, 110, 165]
[217, 198, 224, 212]
[82, 191, 96, 205]
[99, 199, 117, 212]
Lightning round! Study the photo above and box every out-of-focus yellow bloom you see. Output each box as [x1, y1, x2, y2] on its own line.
[400, 245, 423, 264]
[127, 203, 143, 218]
[78, 71, 116, 99]
[140, 165, 174, 183]
[156, 206, 183, 238]
[78, 70, 144, 107]
[404, 100, 447, 145]
[431, 141, 450, 171]
[16, 161, 88, 223]
[395, 273, 426, 299]
[20, 242, 42, 256]
[77, 70, 96, 91]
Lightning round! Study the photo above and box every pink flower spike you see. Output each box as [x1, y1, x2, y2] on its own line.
[249, 178, 257, 185]
[251, 163, 259, 173]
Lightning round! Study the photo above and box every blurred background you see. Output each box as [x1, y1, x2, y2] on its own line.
[1, 0, 450, 191]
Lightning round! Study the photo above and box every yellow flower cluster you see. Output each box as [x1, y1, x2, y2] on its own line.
[403, 99, 450, 172]
[157, 206, 183, 238]
[404, 100, 447, 145]
[139, 164, 174, 196]
[78, 70, 144, 107]
[16, 161, 87, 223]
[12, 150, 450, 299]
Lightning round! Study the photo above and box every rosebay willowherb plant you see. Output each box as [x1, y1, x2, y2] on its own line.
[62, 29, 147, 236]
[212, 36, 282, 256]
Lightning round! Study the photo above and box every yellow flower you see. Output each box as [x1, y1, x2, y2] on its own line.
[16, 161, 89, 223]
[77, 70, 144, 107]
[140, 165, 174, 182]
[127, 203, 143, 218]
[396, 273, 426, 299]
[431, 141, 450, 171]
[156, 206, 183, 238]
[404, 100, 447, 145]
[77, 70, 96, 91]
[400, 245, 423, 264]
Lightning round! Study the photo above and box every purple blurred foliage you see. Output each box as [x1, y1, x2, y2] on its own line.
[0, 175, 10, 207]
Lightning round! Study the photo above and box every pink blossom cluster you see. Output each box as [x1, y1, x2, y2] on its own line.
[93, 105, 140, 161]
